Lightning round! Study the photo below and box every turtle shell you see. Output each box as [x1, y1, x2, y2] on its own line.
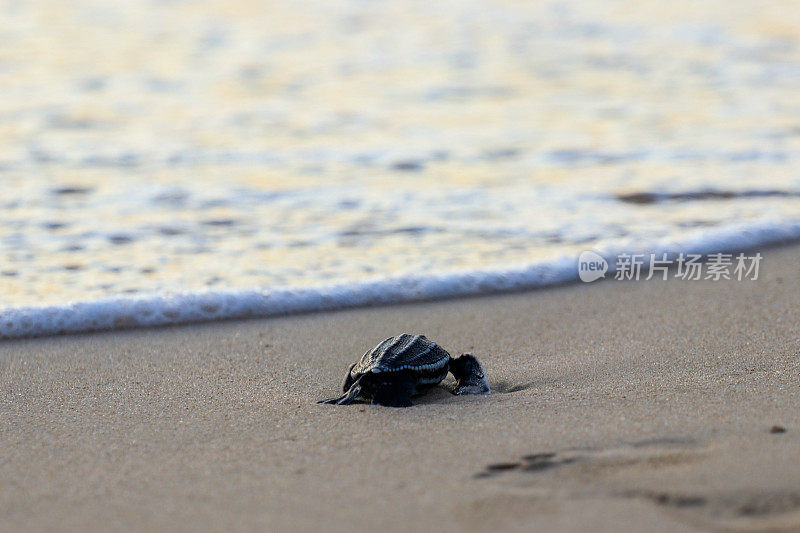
[352, 334, 451, 378]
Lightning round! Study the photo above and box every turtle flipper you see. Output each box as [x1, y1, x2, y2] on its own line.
[340, 362, 357, 392]
[371, 373, 416, 408]
[318, 363, 362, 405]
[450, 354, 491, 395]
[318, 380, 364, 405]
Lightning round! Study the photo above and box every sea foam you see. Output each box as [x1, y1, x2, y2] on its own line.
[1, 217, 798, 340]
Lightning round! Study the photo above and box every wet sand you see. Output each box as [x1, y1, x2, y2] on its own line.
[2, 244, 799, 532]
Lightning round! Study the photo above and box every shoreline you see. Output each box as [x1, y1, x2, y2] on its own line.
[2, 217, 800, 341]
[2, 244, 799, 531]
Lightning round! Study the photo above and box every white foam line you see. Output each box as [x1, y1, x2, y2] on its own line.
[2, 217, 799, 340]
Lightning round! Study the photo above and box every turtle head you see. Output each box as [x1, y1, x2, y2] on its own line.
[450, 353, 490, 395]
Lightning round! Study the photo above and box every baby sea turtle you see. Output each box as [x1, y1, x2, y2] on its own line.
[318, 333, 490, 407]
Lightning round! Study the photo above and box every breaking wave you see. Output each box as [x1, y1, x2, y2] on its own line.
[2, 217, 798, 340]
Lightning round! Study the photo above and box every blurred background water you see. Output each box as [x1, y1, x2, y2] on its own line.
[2, 0, 800, 308]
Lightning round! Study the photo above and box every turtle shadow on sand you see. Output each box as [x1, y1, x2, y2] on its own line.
[405, 382, 463, 406]
[491, 380, 536, 394]
[320, 380, 488, 407]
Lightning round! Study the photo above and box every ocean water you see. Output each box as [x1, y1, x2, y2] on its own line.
[2, 0, 800, 338]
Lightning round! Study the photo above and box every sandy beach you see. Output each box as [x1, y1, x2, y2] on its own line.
[4, 1, 800, 531]
[2, 244, 799, 532]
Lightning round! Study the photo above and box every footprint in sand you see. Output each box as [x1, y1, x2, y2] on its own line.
[474, 438, 701, 479]
[624, 489, 800, 531]
[474, 440, 800, 531]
